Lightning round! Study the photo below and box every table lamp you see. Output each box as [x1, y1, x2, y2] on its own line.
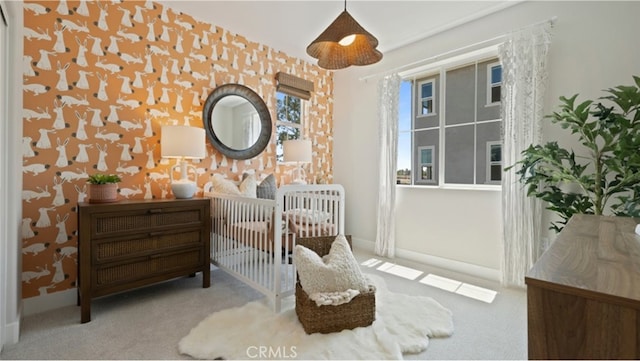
[161, 125, 206, 198]
[283, 139, 312, 184]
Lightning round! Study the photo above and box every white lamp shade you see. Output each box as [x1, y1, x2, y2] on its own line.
[161, 126, 206, 159]
[283, 139, 312, 163]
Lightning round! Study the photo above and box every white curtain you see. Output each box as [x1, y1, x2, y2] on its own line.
[499, 21, 553, 287]
[375, 74, 401, 258]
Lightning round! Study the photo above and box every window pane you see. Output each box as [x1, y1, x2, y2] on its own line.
[277, 93, 301, 124]
[275, 125, 300, 161]
[397, 132, 411, 185]
[490, 144, 502, 162]
[445, 125, 474, 184]
[421, 165, 433, 181]
[414, 129, 439, 185]
[476, 123, 501, 184]
[421, 82, 432, 98]
[445, 64, 476, 125]
[421, 148, 432, 164]
[491, 86, 501, 103]
[490, 164, 502, 181]
[421, 99, 432, 115]
[491, 65, 502, 84]
[399, 81, 412, 131]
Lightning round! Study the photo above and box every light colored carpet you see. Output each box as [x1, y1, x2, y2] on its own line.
[178, 274, 454, 360]
[1, 249, 527, 360]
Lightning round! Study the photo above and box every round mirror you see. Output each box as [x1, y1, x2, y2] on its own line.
[203, 84, 272, 160]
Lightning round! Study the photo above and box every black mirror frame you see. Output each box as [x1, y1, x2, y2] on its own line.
[202, 84, 272, 160]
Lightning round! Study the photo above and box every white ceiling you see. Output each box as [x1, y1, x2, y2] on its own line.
[160, 1, 519, 64]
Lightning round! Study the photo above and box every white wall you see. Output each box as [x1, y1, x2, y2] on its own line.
[333, 1, 640, 277]
[1, 0, 23, 348]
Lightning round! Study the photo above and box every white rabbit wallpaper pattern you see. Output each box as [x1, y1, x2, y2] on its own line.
[22, 0, 334, 299]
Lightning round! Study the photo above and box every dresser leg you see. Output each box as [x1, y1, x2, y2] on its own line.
[80, 300, 91, 323]
[203, 269, 210, 288]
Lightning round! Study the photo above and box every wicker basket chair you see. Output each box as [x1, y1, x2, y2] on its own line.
[295, 235, 376, 334]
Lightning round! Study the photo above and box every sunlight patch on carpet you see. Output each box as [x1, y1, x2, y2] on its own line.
[420, 273, 497, 303]
[361, 257, 383, 267]
[375, 261, 424, 280]
[178, 274, 453, 360]
[420, 273, 462, 292]
[455, 282, 497, 303]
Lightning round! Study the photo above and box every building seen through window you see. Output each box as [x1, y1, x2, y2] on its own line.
[397, 57, 503, 187]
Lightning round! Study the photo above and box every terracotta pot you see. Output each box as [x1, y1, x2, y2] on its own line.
[89, 183, 119, 203]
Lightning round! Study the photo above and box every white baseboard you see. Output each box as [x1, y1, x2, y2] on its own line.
[352, 237, 501, 282]
[3, 319, 19, 346]
[23, 288, 76, 317]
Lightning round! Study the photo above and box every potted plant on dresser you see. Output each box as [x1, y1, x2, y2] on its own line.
[87, 173, 122, 203]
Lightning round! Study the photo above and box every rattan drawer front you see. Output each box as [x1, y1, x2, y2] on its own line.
[93, 208, 203, 238]
[78, 198, 211, 323]
[94, 229, 202, 263]
[95, 249, 203, 287]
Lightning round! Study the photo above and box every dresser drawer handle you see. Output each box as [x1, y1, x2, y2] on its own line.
[149, 232, 164, 237]
[148, 209, 163, 214]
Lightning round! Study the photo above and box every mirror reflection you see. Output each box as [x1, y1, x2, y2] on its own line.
[203, 83, 272, 160]
[212, 95, 261, 150]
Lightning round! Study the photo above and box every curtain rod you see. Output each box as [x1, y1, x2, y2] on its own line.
[359, 16, 557, 82]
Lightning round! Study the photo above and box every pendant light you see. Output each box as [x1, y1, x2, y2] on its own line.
[306, 0, 382, 70]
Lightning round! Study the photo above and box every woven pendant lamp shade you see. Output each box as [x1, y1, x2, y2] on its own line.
[307, 9, 382, 70]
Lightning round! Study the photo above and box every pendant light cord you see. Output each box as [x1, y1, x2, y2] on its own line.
[344, 0, 347, 11]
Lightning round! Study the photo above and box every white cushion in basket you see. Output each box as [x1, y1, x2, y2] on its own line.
[294, 235, 369, 305]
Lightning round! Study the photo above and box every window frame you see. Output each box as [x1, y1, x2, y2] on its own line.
[397, 46, 503, 191]
[275, 91, 304, 162]
[417, 145, 436, 184]
[486, 141, 503, 185]
[486, 61, 502, 106]
[417, 78, 436, 117]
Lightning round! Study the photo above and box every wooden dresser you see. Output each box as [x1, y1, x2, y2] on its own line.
[525, 214, 640, 359]
[78, 198, 211, 323]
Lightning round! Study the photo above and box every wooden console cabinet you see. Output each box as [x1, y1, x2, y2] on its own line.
[525, 214, 640, 359]
[78, 198, 211, 323]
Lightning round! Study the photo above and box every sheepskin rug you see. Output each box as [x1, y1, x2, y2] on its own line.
[178, 274, 454, 360]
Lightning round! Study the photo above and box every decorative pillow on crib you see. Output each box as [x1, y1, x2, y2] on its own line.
[211, 173, 257, 198]
[243, 173, 276, 200]
[257, 174, 277, 200]
[294, 234, 370, 305]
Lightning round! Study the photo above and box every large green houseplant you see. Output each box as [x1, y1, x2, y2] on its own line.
[510, 76, 640, 232]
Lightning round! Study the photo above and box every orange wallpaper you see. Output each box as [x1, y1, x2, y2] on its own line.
[22, 0, 334, 299]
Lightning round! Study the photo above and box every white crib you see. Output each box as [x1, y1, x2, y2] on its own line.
[204, 184, 345, 312]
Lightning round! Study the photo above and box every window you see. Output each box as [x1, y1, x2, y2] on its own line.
[487, 62, 502, 105]
[418, 146, 435, 183]
[275, 92, 303, 162]
[397, 56, 503, 187]
[418, 79, 436, 116]
[487, 141, 502, 183]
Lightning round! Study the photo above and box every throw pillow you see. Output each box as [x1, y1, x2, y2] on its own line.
[211, 173, 256, 197]
[257, 174, 277, 200]
[243, 173, 277, 200]
[294, 234, 370, 300]
[239, 173, 257, 198]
